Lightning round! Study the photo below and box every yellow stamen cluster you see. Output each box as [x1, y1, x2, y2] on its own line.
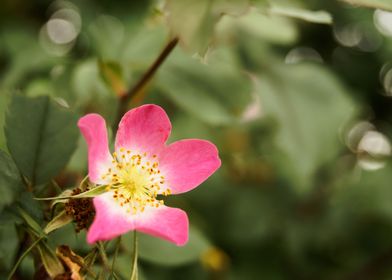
[100, 148, 171, 214]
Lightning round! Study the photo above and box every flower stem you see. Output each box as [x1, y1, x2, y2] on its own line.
[130, 231, 138, 280]
[109, 236, 122, 280]
[98, 241, 110, 275]
[115, 37, 179, 127]
[7, 236, 44, 280]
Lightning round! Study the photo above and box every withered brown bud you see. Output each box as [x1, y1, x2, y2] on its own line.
[64, 188, 95, 232]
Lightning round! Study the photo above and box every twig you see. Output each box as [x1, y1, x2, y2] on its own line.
[115, 37, 179, 126]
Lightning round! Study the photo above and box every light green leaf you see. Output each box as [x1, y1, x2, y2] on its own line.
[256, 63, 357, 192]
[5, 94, 78, 186]
[157, 48, 251, 126]
[268, 6, 332, 24]
[217, 8, 298, 45]
[35, 185, 107, 201]
[341, 0, 392, 11]
[0, 150, 23, 212]
[123, 228, 210, 266]
[164, 0, 249, 54]
[37, 242, 65, 278]
[71, 60, 118, 125]
[44, 211, 73, 235]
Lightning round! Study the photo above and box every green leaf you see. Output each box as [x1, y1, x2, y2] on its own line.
[0, 92, 11, 150]
[36, 242, 65, 278]
[5, 94, 78, 186]
[341, 0, 392, 11]
[0, 222, 18, 272]
[164, 0, 249, 54]
[123, 228, 210, 266]
[0, 150, 23, 212]
[157, 48, 251, 126]
[35, 185, 107, 201]
[17, 207, 44, 237]
[256, 63, 357, 192]
[44, 211, 73, 235]
[267, 6, 332, 24]
[217, 8, 298, 45]
[112, 254, 147, 280]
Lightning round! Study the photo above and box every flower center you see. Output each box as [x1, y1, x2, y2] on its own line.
[100, 148, 171, 214]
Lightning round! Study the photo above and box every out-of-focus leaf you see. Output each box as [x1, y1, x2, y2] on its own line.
[44, 211, 73, 234]
[71, 60, 118, 124]
[56, 245, 84, 280]
[67, 136, 87, 173]
[0, 150, 23, 213]
[341, 0, 392, 11]
[0, 27, 58, 88]
[0, 222, 18, 272]
[256, 63, 357, 192]
[0, 92, 11, 150]
[5, 94, 78, 185]
[17, 192, 44, 225]
[88, 15, 126, 59]
[157, 48, 251, 126]
[25, 79, 55, 98]
[37, 242, 65, 278]
[98, 60, 126, 97]
[164, 0, 249, 54]
[267, 6, 332, 24]
[123, 227, 210, 266]
[49, 224, 92, 255]
[113, 254, 146, 280]
[217, 8, 298, 45]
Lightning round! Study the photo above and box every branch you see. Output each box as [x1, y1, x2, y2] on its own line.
[115, 37, 179, 126]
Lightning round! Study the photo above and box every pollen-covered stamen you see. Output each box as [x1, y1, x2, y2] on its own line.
[100, 148, 171, 214]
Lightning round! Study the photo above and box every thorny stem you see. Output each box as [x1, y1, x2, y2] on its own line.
[130, 231, 138, 280]
[115, 37, 179, 127]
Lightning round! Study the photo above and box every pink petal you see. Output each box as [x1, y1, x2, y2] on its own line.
[78, 114, 113, 184]
[87, 193, 189, 246]
[115, 104, 171, 155]
[159, 139, 221, 194]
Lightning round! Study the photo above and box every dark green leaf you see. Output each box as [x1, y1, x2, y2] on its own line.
[0, 150, 23, 212]
[5, 94, 78, 185]
[256, 63, 357, 192]
[0, 222, 18, 272]
[0, 92, 11, 150]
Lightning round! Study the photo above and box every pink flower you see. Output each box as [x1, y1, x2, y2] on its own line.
[78, 104, 221, 246]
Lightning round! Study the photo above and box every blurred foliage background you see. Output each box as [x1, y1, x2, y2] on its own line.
[2, 0, 392, 279]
